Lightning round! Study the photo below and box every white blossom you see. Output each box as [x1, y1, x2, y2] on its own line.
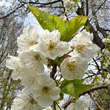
[43, 105, 64, 110]
[61, 55, 88, 80]
[6, 55, 25, 80]
[21, 74, 41, 87]
[94, 75, 105, 85]
[94, 74, 110, 85]
[30, 75, 60, 108]
[19, 49, 44, 74]
[17, 26, 39, 53]
[37, 30, 70, 60]
[104, 74, 110, 84]
[11, 92, 42, 110]
[43, 107, 52, 110]
[102, 38, 110, 43]
[63, 0, 78, 13]
[102, 49, 110, 55]
[73, 30, 100, 58]
[73, 95, 91, 110]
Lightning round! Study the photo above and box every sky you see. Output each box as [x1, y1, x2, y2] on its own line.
[0, 0, 13, 6]
[0, 0, 5, 6]
[24, 12, 44, 34]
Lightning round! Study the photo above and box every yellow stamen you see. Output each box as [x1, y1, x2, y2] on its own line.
[34, 54, 41, 62]
[48, 42, 56, 51]
[66, 61, 75, 71]
[42, 86, 50, 93]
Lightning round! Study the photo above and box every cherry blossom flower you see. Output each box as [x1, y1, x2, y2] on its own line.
[31, 75, 60, 108]
[102, 38, 110, 43]
[61, 55, 88, 80]
[19, 49, 44, 74]
[73, 95, 91, 110]
[6, 55, 25, 80]
[17, 26, 39, 53]
[63, 0, 78, 13]
[11, 92, 42, 110]
[37, 30, 69, 60]
[73, 30, 100, 58]
[21, 74, 41, 87]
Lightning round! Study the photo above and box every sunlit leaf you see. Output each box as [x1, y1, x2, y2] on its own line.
[61, 79, 94, 98]
[73, 0, 80, 2]
[28, 5, 88, 42]
[61, 16, 88, 41]
[28, 5, 65, 32]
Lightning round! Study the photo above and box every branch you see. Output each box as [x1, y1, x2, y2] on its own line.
[95, 0, 108, 14]
[79, 85, 109, 97]
[89, 93, 104, 110]
[62, 85, 110, 109]
[92, 58, 101, 75]
[0, 0, 63, 19]
[19, 0, 62, 5]
[37, 6, 63, 9]
[89, 0, 108, 22]
[86, 0, 89, 16]
[30, 0, 62, 5]
[62, 98, 73, 109]
[92, 9, 108, 38]
[50, 64, 57, 80]
[0, 4, 25, 19]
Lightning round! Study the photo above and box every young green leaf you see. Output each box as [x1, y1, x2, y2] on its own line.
[28, 5, 65, 32]
[61, 79, 94, 98]
[73, 0, 80, 2]
[61, 16, 88, 41]
[28, 5, 88, 42]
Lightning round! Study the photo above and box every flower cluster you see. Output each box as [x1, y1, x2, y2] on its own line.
[102, 38, 110, 44]
[62, 0, 78, 13]
[6, 26, 100, 109]
[61, 30, 100, 80]
[95, 36, 110, 85]
[94, 73, 110, 85]
[6, 26, 66, 109]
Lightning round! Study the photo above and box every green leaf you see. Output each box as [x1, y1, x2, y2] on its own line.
[73, 0, 80, 2]
[28, 5, 88, 42]
[61, 16, 88, 41]
[28, 5, 65, 32]
[61, 79, 68, 88]
[85, 25, 90, 32]
[61, 79, 94, 98]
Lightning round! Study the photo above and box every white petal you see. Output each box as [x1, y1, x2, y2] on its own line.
[19, 50, 44, 73]
[38, 30, 69, 59]
[17, 26, 39, 53]
[36, 94, 53, 108]
[49, 87, 60, 100]
[61, 56, 88, 80]
[57, 41, 70, 57]
[6, 56, 20, 70]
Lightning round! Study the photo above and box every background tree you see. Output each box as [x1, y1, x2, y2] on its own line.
[0, 1, 27, 109]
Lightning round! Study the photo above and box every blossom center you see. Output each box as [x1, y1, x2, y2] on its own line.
[42, 86, 50, 93]
[66, 61, 75, 71]
[15, 65, 20, 71]
[76, 45, 86, 52]
[48, 42, 56, 51]
[29, 98, 36, 104]
[28, 41, 36, 46]
[24, 37, 36, 46]
[34, 54, 41, 62]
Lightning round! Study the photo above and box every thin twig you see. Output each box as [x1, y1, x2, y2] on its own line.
[62, 85, 109, 109]
[0, 4, 25, 19]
